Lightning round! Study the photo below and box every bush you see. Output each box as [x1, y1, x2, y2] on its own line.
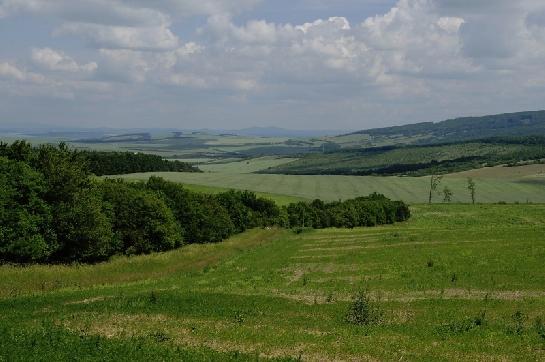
[345, 290, 383, 326]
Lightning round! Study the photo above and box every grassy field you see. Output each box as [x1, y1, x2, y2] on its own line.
[199, 157, 297, 174]
[114, 170, 545, 203]
[2, 204, 545, 360]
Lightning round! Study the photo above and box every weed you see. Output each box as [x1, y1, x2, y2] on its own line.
[148, 330, 170, 343]
[427, 260, 434, 268]
[436, 311, 486, 338]
[508, 311, 527, 336]
[234, 311, 245, 325]
[534, 317, 545, 341]
[345, 290, 383, 326]
[149, 290, 158, 304]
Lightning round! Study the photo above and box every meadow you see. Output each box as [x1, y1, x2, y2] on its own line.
[2, 204, 545, 360]
[115, 168, 545, 204]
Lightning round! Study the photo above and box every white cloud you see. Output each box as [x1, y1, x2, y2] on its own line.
[0, 62, 46, 83]
[56, 23, 179, 50]
[32, 48, 97, 73]
[1, 0, 545, 129]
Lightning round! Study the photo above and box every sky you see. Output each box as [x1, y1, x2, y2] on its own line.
[0, 0, 545, 130]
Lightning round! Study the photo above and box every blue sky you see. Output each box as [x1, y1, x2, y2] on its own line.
[0, 0, 544, 130]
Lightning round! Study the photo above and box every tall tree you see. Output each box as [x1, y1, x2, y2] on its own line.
[429, 174, 443, 204]
[467, 178, 477, 204]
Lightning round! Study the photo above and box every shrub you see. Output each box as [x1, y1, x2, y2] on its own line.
[345, 290, 383, 326]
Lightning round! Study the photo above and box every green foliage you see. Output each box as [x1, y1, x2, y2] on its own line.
[436, 312, 487, 338]
[345, 290, 383, 326]
[101, 180, 183, 255]
[82, 150, 200, 176]
[0, 157, 56, 263]
[0, 141, 410, 264]
[286, 193, 410, 229]
[54, 185, 115, 263]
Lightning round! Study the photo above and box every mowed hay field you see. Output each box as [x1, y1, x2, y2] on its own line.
[116, 167, 545, 203]
[2, 204, 545, 360]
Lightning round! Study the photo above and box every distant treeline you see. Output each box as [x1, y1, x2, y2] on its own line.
[81, 151, 201, 176]
[0, 141, 410, 264]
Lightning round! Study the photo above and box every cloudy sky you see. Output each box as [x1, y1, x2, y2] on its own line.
[1, 0, 545, 130]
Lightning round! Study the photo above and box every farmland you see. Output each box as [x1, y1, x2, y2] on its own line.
[2, 204, 545, 360]
[115, 167, 545, 204]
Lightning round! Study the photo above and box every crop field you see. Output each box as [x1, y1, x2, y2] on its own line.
[2, 204, 545, 360]
[114, 169, 545, 203]
[199, 157, 297, 174]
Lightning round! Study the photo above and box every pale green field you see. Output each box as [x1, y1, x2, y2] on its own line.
[115, 171, 545, 203]
[199, 157, 297, 174]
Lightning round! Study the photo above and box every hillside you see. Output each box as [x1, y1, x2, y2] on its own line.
[263, 137, 545, 177]
[2, 205, 545, 360]
[333, 110, 545, 147]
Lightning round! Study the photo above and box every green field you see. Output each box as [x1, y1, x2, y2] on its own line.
[2, 204, 545, 360]
[199, 157, 297, 174]
[113, 170, 545, 204]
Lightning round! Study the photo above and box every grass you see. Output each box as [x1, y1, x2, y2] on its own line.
[2, 204, 545, 360]
[113, 171, 545, 203]
[199, 157, 297, 174]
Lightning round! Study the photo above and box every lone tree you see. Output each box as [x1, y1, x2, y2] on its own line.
[443, 186, 453, 203]
[467, 178, 476, 204]
[429, 174, 443, 204]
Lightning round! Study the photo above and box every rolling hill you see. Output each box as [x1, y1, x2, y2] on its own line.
[333, 110, 545, 148]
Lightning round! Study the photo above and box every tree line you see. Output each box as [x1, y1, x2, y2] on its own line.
[78, 150, 201, 175]
[0, 141, 410, 264]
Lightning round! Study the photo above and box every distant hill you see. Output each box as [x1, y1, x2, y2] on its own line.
[232, 127, 350, 138]
[343, 110, 545, 146]
[263, 136, 545, 177]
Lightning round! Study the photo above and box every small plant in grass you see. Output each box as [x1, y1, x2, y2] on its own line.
[508, 310, 527, 336]
[345, 290, 383, 327]
[149, 290, 158, 304]
[148, 330, 170, 343]
[450, 273, 458, 284]
[436, 311, 487, 338]
[234, 311, 245, 325]
[326, 292, 334, 303]
[427, 260, 434, 268]
[535, 317, 545, 342]
[302, 275, 309, 286]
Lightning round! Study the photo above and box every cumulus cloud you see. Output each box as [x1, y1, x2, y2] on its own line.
[1, 0, 545, 128]
[32, 48, 97, 73]
[56, 23, 179, 51]
[0, 62, 46, 83]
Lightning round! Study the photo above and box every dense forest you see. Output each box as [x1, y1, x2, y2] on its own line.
[81, 150, 201, 176]
[0, 141, 410, 264]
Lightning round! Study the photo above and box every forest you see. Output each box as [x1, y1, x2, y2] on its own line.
[82, 150, 201, 175]
[0, 141, 410, 264]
